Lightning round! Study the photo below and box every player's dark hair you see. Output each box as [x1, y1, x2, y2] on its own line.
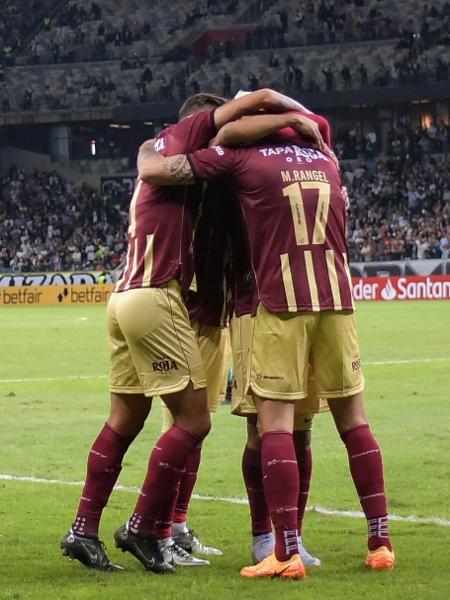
[179, 93, 227, 119]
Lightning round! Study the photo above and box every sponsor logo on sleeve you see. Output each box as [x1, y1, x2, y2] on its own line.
[154, 137, 165, 153]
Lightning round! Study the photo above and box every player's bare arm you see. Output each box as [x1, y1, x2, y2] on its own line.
[211, 113, 325, 149]
[138, 143, 194, 185]
[213, 88, 312, 130]
[137, 138, 156, 175]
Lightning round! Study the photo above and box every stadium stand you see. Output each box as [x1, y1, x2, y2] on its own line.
[345, 154, 450, 262]
[0, 165, 129, 272]
[335, 121, 450, 159]
[2, 145, 449, 272]
[1, 0, 449, 113]
[0, 0, 449, 271]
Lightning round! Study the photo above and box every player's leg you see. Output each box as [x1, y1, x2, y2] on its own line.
[124, 383, 211, 568]
[61, 293, 151, 571]
[169, 323, 227, 556]
[292, 372, 327, 567]
[163, 414, 215, 557]
[242, 415, 274, 563]
[314, 311, 394, 571]
[293, 429, 312, 537]
[160, 401, 205, 553]
[328, 392, 394, 570]
[240, 396, 305, 580]
[69, 393, 151, 534]
[229, 313, 274, 562]
[237, 307, 309, 578]
[243, 413, 320, 566]
[61, 394, 150, 571]
[292, 424, 321, 567]
[114, 283, 211, 571]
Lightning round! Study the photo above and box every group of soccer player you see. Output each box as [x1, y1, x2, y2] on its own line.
[61, 87, 396, 579]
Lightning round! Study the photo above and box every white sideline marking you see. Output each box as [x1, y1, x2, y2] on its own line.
[0, 374, 107, 383]
[1, 357, 449, 384]
[1, 473, 449, 528]
[2, 316, 89, 324]
[366, 358, 449, 366]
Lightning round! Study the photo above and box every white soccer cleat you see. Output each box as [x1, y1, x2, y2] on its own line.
[251, 532, 275, 564]
[173, 528, 222, 556]
[160, 540, 210, 567]
[298, 535, 321, 567]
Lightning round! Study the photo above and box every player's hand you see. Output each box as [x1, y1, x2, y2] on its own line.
[290, 115, 325, 149]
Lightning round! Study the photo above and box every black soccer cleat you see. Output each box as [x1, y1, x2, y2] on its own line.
[61, 530, 124, 571]
[114, 523, 175, 574]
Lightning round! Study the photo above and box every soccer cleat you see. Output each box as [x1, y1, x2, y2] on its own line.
[365, 546, 396, 571]
[160, 540, 210, 566]
[114, 524, 175, 574]
[251, 532, 275, 564]
[61, 529, 123, 571]
[298, 535, 321, 567]
[173, 528, 222, 556]
[160, 538, 210, 567]
[241, 551, 306, 580]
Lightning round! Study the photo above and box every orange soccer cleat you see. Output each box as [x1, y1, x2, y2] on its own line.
[240, 551, 306, 580]
[365, 546, 396, 571]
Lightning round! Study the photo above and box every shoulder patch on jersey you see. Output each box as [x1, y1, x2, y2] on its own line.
[212, 145, 225, 156]
[154, 137, 165, 152]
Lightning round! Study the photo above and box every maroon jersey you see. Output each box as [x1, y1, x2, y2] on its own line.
[115, 110, 217, 293]
[187, 141, 354, 313]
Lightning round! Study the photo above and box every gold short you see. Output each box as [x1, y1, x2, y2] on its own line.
[229, 313, 329, 430]
[161, 321, 231, 433]
[250, 304, 365, 401]
[108, 281, 207, 397]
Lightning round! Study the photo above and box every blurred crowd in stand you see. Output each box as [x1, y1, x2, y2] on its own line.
[334, 120, 450, 160]
[1, 145, 449, 273]
[0, 165, 129, 272]
[0, 0, 449, 113]
[345, 153, 450, 262]
[0, 0, 449, 272]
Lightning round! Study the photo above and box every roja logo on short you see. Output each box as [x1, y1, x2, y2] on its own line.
[152, 356, 179, 372]
[351, 354, 361, 372]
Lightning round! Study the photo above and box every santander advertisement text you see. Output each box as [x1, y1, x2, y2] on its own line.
[352, 275, 450, 301]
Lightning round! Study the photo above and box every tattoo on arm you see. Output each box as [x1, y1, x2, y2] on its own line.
[164, 155, 194, 184]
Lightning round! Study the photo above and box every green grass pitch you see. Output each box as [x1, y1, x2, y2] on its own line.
[0, 301, 449, 599]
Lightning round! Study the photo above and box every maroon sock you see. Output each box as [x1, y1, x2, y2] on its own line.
[130, 425, 204, 538]
[72, 423, 133, 538]
[241, 445, 271, 536]
[173, 443, 202, 524]
[293, 432, 312, 535]
[341, 424, 392, 551]
[261, 431, 299, 561]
